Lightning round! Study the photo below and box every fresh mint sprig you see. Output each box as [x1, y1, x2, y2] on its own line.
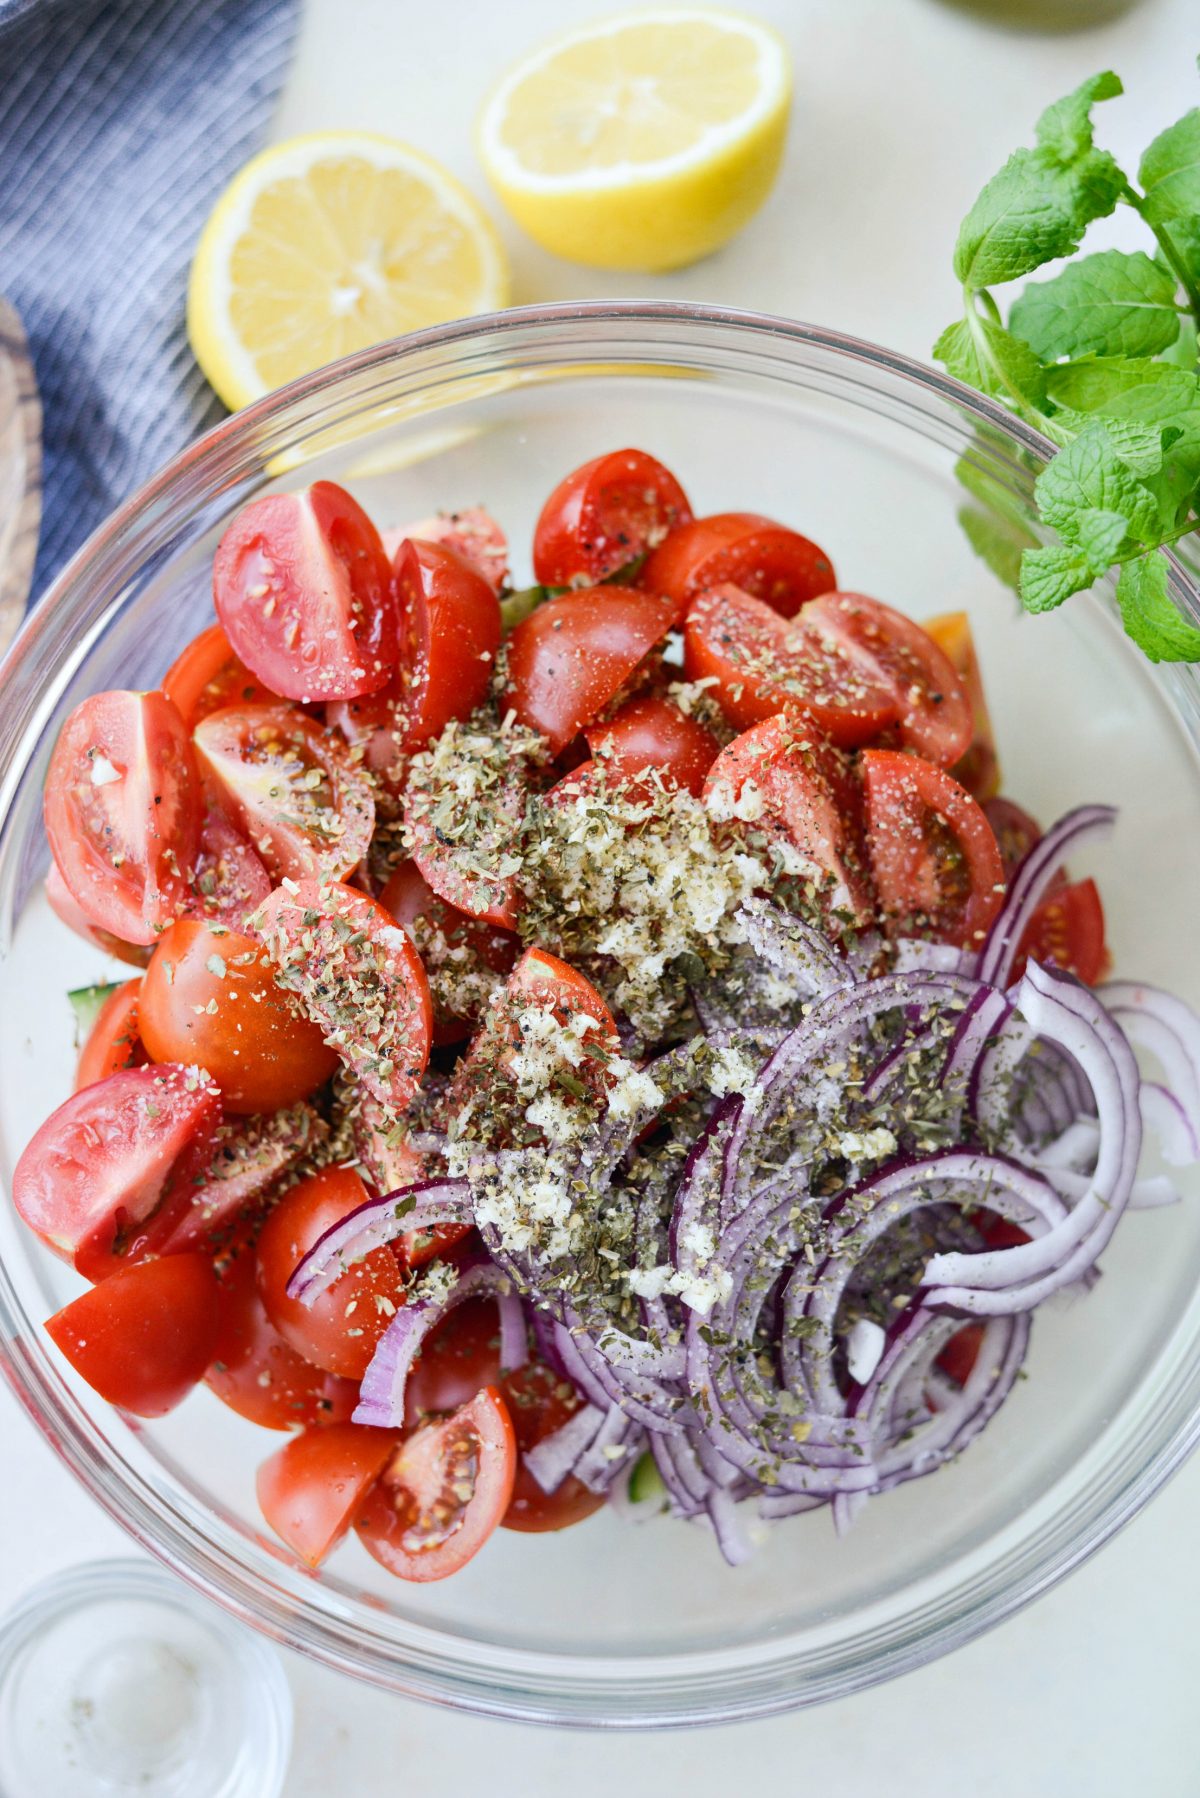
[935, 67, 1200, 663]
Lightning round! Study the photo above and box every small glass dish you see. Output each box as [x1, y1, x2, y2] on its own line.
[1, 302, 1199, 1727]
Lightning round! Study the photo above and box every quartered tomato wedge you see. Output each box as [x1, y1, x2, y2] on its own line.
[256, 1165, 410, 1381]
[1013, 877, 1108, 986]
[642, 511, 835, 622]
[257, 1421, 400, 1566]
[355, 1387, 517, 1582]
[934, 1322, 986, 1390]
[46, 1252, 220, 1418]
[403, 753, 531, 931]
[213, 481, 396, 702]
[139, 920, 337, 1113]
[804, 593, 973, 768]
[509, 946, 620, 1042]
[684, 584, 898, 745]
[982, 796, 1042, 878]
[181, 808, 273, 932]
[703, 717, 874, 924]
[254, 879, 432, 1113]
[44, 862, 152, 968]
[501, 1359, 608, 1532]
[581, 694, 719, 798]
[380, 858, 518, 1045]
[382, 506, 509, 594]
[329, 537, 501, 785]
[504, 587, 676, 755]
[404, 1296, 504, 1423]
[194, 704, 374, 884]
[860, 749, 1005, 948]
[209, 1220, 358, 1432]
[13, 1064, 222, 1280]
[163, 622, 278, 729]
[75, 980, 144, 1090]
[533, 449, 692, 588]
[923, 610, 1000, 798]
[155, 1103, 326, 1257]
[45, 689, 201, 945]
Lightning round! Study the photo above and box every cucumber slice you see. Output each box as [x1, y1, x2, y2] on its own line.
[627, 1450, 667, 1506]
[68, 981, 124, 1043]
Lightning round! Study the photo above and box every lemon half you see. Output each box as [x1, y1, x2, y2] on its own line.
[477, 9, 792, 272]
[189, 132, 510, 411]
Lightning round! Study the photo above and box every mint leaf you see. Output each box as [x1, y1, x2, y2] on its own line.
[1065, 506, 1131, 567]
[1009, 251, 1180, 361]
[1138, 108, 1200, 226]
[1116, 550, 1200, 661]
[1162, 313, 1199, 370]
[953, 147, 1123, 291]
[1033, 424, 1159, 546]
[1019, 544, 1095, 613]
[1045, 356, 1200, 426]
[933, 315, 1047, 411]
[1036, 70, 1123, 163]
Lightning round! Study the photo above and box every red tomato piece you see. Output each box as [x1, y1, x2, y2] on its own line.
[380, 858, 518, 1045]
[974, 1208, 1032, 1251]
[181, 808, 273, 933]
[501, 1359, 608, 1533]
[162, 622, 278, 730]
[139, 920, 338, 1114]
[328, 537, 501, 785]
[934, 1322, 985, 1390]
[155, 1103, 326, 1257]
[75, 980, 145, 1091]
[347, 1084, 426, 1197]
[533, 449, 692, 588]
[804, 593, 973, 768]
[255, 1165, 409, 1381]
[982, 796, 1043, 878]
[641, 511, 835, 622]
[860, 749, 1005, 948]
[193, 703, 374, 884]
[684, 584, 898, 745]
[508, 946, 620, 1042]
[213, 481, 396, 702]
[703, 716, 874, 925]
[46, 1252, 220, 1418]
[44, 862, 152, 968]
[209, 1222, 358, 1432]
[403, 757, 529, 931]
[44, 689, 201, 945]
[922, 610, 1000, 799]
[382, 506, 509, 594]
[355, 1387, 517, 1582]
[254, 879, 432, 1113]
[1012, 877, 1108, 986]
[13, 1064, 222, 1281]
[404, 1296, 504, 1423]
[504, 586, 676, 755]
[582, 694, 719, 798]
[257, 1421, 399, 1566]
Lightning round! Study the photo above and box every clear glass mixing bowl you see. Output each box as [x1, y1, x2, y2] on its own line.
[2, 302, 1200, 1727]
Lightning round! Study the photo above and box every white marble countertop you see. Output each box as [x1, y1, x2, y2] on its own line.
[4, 0, 1200, 1790]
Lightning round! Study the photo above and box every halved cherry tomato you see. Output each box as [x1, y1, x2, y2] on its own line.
[581, 695, 719, 798]
[346, 1084, 426, 1196]
[256, 1165, 409, 1380]
[163, 622, 278, 730]
[501, 1359, 608, 1533]
[75, 979, 145, 1090]
[983, 796, 1042, 878]
[45, 690, 201, 945]
[923, 610, 1000, 799]
[328, 537, 501, 785]
[804, 593, 973, 768]
[684, 584, 898, 745]
[254, 879, 432, 1114]
[703, 717, 874, 924]
[355, 1387, 517, 1582]
[44, 862, 152, 968]
[182, 808, 273, 932]
[257, 1421, 400, 1566]
[155, 1103, 326, 1257]
[194, 704, 374, 883]
[403, 755, 529, 931]
[208, 1221, 358, 1431]
[860, 749, 1005, 948]
[13, 1064, 222, 1281]
[405, 1296, 504, 1423]
[382, 506, 509, 594]
[380, 858, 518, 1045]
[533, 449, 692, 588]
[46, 1252, 220, 1417]
[642, 511, 835, 622]
[508, 946, 620, 1042]
[139, 920, 337, 1113]
[1013, 877, 1108, 986]
[213, 482, 396, 702]
[504, 587, 676, 755]
[934, 1322, 985, 1389]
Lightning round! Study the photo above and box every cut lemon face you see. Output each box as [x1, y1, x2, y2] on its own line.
[189, 133, 510, 411]
[477, 9, 791, 272]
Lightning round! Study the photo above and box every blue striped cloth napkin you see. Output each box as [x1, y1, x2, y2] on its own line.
[0, 0, 299, 604]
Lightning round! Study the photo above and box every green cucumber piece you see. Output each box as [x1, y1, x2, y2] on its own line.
[627, 1450, 667, 1507]
[68, 981, 124, 1043]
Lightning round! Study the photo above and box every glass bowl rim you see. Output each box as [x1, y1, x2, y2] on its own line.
[2, 298, 1199, 1727]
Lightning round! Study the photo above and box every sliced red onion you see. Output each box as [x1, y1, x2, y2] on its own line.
[573, 1408, 644, 1493]
[892, 939, 966, 975]
[1139, 1082, 1200, 1166]
[353, 1256, 526, 1429]
[1103, 980, 1200, 1151]
[524, 1403, 606, 1495]
[705, 1486, 753, 1566]
[975, 805, 1116, 989]
[736, 897, 846, 993]
[287, 1176, 472, 1304]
